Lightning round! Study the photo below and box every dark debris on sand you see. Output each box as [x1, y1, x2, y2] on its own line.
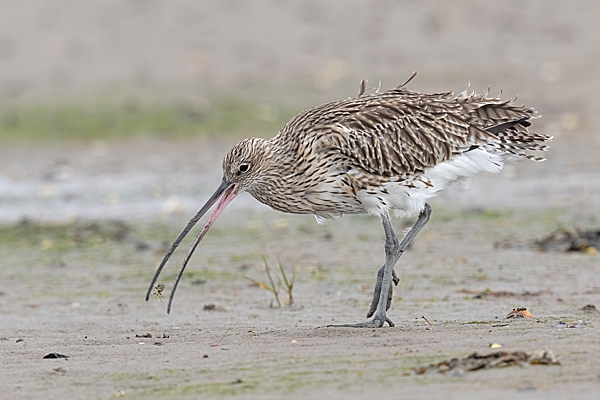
[43, 353, 69, 359]
[534, 228, 600, 253]
[495, 228, 600, 254]
[581, 304, 599, 314]
[414, 349, 559, 375]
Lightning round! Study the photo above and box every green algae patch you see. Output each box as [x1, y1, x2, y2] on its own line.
[0, 99, 294, 142]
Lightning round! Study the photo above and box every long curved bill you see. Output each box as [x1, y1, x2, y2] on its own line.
[145, 178, 238, 313]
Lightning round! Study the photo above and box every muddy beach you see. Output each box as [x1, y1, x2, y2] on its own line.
[2, 1, 600, 399]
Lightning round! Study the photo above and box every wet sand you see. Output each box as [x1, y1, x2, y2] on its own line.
[2, 1, 600, 399]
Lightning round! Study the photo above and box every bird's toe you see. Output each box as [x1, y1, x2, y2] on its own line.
[328, 314, 393, 328]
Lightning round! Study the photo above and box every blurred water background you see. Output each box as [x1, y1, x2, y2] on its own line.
[0, 0, 598, 221]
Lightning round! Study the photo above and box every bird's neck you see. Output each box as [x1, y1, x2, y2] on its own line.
[245, 137, 298, 210]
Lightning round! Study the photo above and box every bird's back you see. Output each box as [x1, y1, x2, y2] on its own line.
[262, 80, 551, 219]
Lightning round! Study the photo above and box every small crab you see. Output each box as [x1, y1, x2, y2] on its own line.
[506, 307, 533, 319]
[151, 282, 166, 302]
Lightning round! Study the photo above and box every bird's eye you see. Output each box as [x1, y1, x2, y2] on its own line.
[238, 164, 249, 173]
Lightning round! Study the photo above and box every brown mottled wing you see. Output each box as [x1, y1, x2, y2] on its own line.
[279, 87, 496, 180]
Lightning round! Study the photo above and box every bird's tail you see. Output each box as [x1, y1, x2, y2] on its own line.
[457, 88, 552, 161]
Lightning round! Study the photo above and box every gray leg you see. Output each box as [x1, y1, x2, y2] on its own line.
[366, 266, 399, 319]
[367, 204, 431, 319]
[331, 203, 431, 328]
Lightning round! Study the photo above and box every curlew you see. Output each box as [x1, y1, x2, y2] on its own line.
[146, 72, 552, 328]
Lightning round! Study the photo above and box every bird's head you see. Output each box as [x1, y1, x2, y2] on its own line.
[146, 137, 271, 313]
[222, 137, 269, 194]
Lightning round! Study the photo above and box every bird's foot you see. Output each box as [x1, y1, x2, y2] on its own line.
[327, 314, 394, 328]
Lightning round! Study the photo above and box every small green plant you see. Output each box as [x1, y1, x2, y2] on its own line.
[245, 256, 295, 308]
[278, 258, 295, 306]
